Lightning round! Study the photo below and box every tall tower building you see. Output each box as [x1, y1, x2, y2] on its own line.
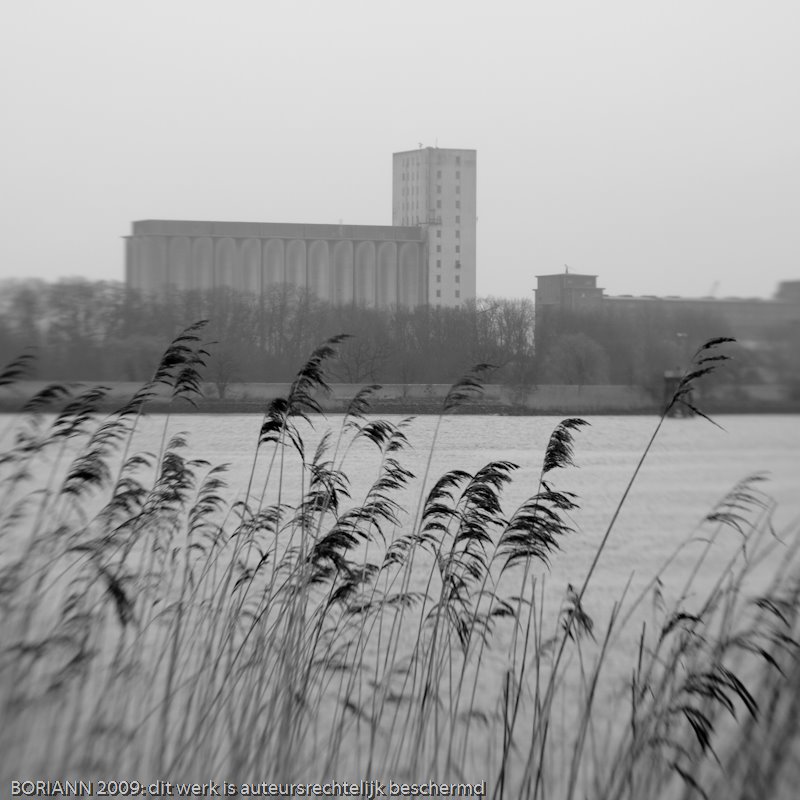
[392, 147, 476, 307]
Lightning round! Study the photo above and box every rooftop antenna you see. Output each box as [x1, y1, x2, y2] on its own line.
[564, 264, 570, 274]
[418, 142, 423, 149]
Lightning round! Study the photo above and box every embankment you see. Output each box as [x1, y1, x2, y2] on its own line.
[2, 381, 796, 415]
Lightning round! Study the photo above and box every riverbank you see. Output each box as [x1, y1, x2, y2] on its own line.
[1, 381, 797, 415]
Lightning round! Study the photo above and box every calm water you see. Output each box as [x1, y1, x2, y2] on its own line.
[5, 408, 799, 652]
[106, 412, 800, 624]
[124, 411, 800, 671]
[133, 411, 800, 556]
[2, 412, 799, 788]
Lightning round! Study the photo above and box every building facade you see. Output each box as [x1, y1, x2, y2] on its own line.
[534, 272, 606, 309]
[126, 220, 427, 307]
[534, 271, 800, 344]
[392, 147, 477, 306]
[125, 146, 476, 309]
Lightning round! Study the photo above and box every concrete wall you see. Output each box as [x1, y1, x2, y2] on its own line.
[7, 382, 796, 413]
[126, 220, 428, 309]
[533, 273, 800, 345]
[392, 147, 477, 308]
[605, 295, 800, 341]
[205, 382, 656, 412]
[2, 381, 652, 412]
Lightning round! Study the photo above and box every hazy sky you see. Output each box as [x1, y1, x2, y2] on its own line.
[1, 1, 798, 300]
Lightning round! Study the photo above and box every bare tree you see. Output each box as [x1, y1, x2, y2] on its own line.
[542, 332, 611, 386]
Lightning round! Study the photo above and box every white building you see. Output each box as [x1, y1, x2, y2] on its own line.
[126, 147, 476, 309]
[392, 147, 477, 307]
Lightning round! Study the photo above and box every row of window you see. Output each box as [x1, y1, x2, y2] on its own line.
[401, 203, 461, 217]
[401, 184, 463, 197]
[402, 173, 463, 186]
[399, 211, 463, 226]
[436, 259, 462, 269]
[402, 184, 464, 195]
[436, 245, 461, 253]
[435, 229, 461, 238]
[402, 155, 461, 168]
[435, 274, 461, 283]
[435, 290, 461, 299]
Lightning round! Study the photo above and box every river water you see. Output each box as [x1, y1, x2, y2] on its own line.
[142, 411, 800, 777]
[139, 411, 800, 575]
[2, 411, 799, 792]
[152, 410, 800, 642]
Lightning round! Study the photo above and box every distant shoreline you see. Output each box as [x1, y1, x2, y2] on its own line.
[0, 381, 800, 416]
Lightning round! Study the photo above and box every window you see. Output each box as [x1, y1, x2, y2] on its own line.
[455, 245, 460, 253]
[456, 186, 461, 194]
[436, 289, 441, 298]
[455, 260, 461, 269]
[455, 290, 460, 298]
[437, 259, 441, 268]
[455, 275, 460, 283]
[455, 215, 460, 223]
[436, 275, 441, 283]
[437, 185, 441, 193]
[437, 200, 441, 209]
[456, 170, 461, 179]
[437, 170, 442, 178]
[436, 245, 441, 252]
[436, 230, 441, 238]
[456, 201, 461, 209]
[456, 156, 461, 165]
[455, 230, 460, 238]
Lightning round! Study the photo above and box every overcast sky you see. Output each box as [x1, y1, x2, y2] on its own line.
[1, 0, 797, 300]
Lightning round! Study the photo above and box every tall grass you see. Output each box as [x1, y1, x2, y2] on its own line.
[0, 330, 798, 798]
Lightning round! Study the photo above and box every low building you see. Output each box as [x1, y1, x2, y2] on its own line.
[534, 272, 606, 309]
[534, 271, 800, 344]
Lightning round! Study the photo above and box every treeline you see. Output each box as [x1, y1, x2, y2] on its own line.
[0, 280, 536, 395]
[0, 278, 791, 397]
[535, 302, 798, 397]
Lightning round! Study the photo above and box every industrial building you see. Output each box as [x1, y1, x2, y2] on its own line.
[534, 272, 800, 343]
[392, 147, 476, 307]
[125, 147, 476, 309]
[533, 272, 606, 310]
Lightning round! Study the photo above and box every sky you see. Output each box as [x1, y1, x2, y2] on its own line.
[1, 0, 798, 300]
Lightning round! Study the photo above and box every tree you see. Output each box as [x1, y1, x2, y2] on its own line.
[541, 333, 611, 385]
[195, 288, 261, 398]
[326, 307, 393, 384]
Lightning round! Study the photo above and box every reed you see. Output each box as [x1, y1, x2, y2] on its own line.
[0, 331, 797, 799]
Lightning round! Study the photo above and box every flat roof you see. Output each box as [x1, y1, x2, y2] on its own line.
[131, 220, 425, 241]
[535, 273, 598, 279]
[605, 294, 775, 303]
[393, 147, 476, 157]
